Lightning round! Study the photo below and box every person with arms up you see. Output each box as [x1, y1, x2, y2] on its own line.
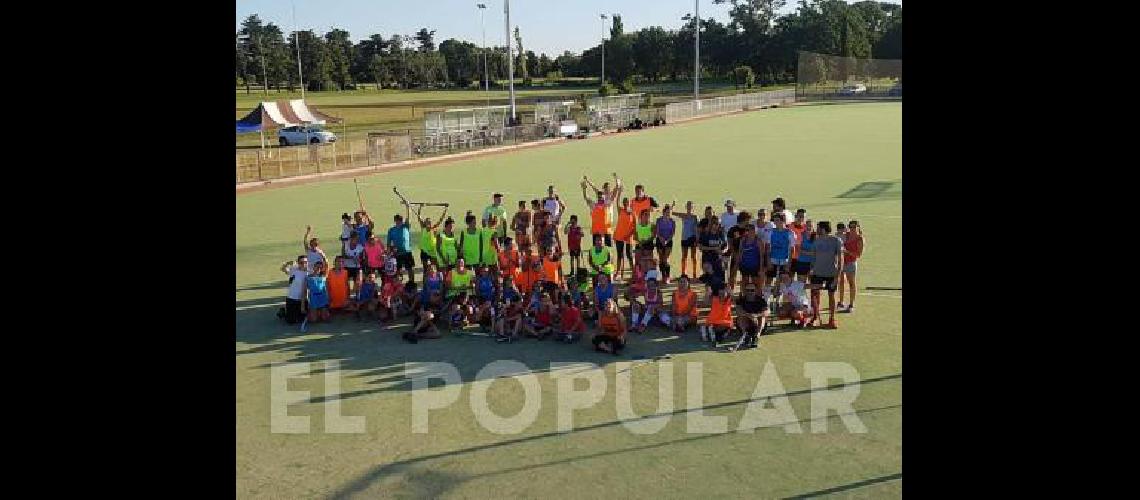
[436, 217, 459, 273]
[387, 202, 416, 284]
[302, 225, 328, 272]
[542, 186, 567, 226]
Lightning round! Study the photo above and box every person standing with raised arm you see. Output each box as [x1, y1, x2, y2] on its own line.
[302, 225, 328, 273]
[411, 202, 448, 285]
[387, 201, 416, 285]
[582, 177, 621, 248]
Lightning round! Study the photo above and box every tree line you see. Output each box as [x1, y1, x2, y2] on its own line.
[236, 0, 901, 93]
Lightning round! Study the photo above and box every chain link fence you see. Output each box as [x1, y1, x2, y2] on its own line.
[236, 125, 556, 184]
[664, 89, 796, 123]
[796, 51, 902, 101]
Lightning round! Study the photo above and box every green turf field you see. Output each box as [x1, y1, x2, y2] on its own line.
[236, 101, 902, 498]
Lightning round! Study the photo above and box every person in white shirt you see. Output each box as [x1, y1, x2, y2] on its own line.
[343, 233, 365, 293]
[771, 197, 794, 228]
[302, 225, 328, 272]
[778, 271, 812, 328]
[720, 199, 739, 237]
[278, 256, 310, 324]
[542, 185, 567, 225]
[339, 213, 354, 254]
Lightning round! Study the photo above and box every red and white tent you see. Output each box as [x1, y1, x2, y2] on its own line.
[236, 99, 343, 133]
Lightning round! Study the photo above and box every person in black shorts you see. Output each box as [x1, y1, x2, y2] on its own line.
[735, 284, 769, 349]
[725, 211, 751, 292]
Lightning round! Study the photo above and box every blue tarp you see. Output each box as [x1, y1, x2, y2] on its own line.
[236, 106, 264, 134]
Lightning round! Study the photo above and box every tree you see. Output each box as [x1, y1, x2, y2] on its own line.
[536, 53, 553, 78]
[605, 15, 635, 84]
[733, 65, 756, 89]
[439, 38, 479, 87]
[415, 28, 436, 52]
[632, 26, 672, 83]
[526, 50, 540, 80]
[325, 29, 354, 90]
[513, 27, 530, 85]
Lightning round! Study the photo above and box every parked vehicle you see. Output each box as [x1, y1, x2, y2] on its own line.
[838, 83, 868, 96]
[278, 125, 337, 146]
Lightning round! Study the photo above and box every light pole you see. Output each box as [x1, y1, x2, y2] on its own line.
[600, 14, 608, 87]
[694, 0, 700, 102]
[505, 0, 515, 122]
[477, 3, 489, 106]
[402, 34, 413, 89]
[292, 0, 305, 99]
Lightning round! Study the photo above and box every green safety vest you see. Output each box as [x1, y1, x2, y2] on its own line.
[438, 232, 458, 265]
[635, 222, 654, 244]
[480, 228, 499, 266]
[590, 247, 614, 275]
[460, 229, 482, 265]
[420, 230, 438, 259]
[448, 269, 473, 297]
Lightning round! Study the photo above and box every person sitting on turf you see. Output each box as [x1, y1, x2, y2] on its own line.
[353, 271, 379, 321]
[495, 296, 524, 343]
[632, 272, 664, 333]
[670, 275, 699, 332]
[376, 269, 404, 324]
[449, 292, 474, 330]
[523, 293, 556, 339]
[557, 295, 587, 343]
[778, 272, 812, 327]
[396, 281, 418, 317]
[587, 234, 615, 282]
[403, 304, 441, 344]
[302, 225, 329, 272]
[475, 265, 496, 303]
[735, 284, 768, 349]
[593, 273, 617, 325]
[698, 260, 726, 301]
[593, 299, 628, 355]
[305, 261, 332, 323]
[701, 286, 735, 344]
[476, 292, 497, 332]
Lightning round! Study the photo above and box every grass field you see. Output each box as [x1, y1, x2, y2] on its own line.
[236, 101, 902, 498]
[234, 82, 791, 148]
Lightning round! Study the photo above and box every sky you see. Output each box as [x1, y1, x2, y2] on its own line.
[236, 1, 901, 56]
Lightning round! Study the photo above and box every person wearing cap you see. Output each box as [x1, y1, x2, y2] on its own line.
[483, 193, 509, 244]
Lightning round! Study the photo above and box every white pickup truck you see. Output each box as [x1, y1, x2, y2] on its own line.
[278, 125, 337, 146]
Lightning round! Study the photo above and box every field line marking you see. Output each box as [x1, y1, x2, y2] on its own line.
[237, 301, 284, 311]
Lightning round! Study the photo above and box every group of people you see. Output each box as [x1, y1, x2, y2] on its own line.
[277, 173, 865, 354]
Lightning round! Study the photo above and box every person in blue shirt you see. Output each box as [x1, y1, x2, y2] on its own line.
[305, 261, 331, 323]
[388, 202, 415, 284]
[767, 214, 796, 294]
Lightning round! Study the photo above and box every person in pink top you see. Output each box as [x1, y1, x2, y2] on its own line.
[363, 234, 386, 278]
[838, 220, 865, 313]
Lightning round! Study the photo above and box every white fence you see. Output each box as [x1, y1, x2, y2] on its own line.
[664, 89, 796, 123]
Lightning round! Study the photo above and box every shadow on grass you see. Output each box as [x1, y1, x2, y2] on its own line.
[782, 472, 902, 499]
[328, 397, 902, 498]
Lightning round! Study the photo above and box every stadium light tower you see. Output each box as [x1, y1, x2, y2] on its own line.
[505, 0, 516, 121]
[292, 0, 305, 99]
[477, 3, 489, 106]
[599, 14, 608, 86]
[694, 0, 700, 101]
